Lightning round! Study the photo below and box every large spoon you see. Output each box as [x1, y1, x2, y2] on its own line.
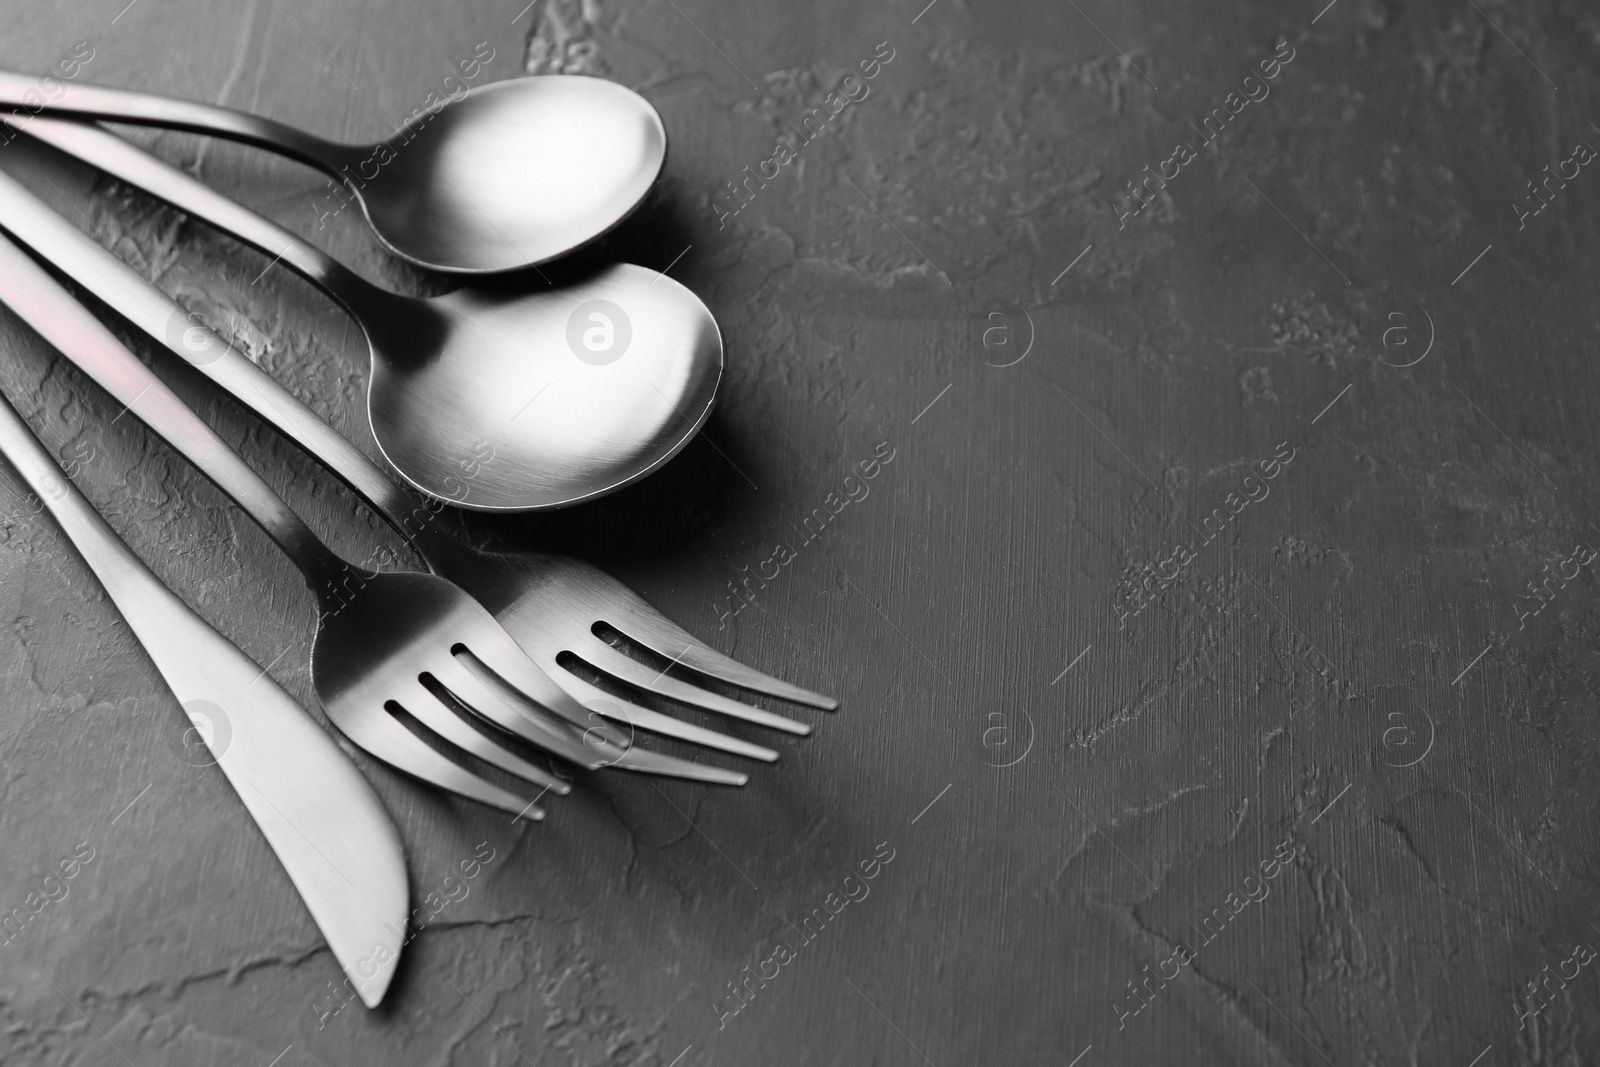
[8, 116, 720, 512]
[0, 73, 666, 273]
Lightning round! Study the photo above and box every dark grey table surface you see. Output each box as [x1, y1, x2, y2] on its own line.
[2, 0, 1597, 1064]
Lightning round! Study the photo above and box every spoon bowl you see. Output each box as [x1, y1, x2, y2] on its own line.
[355, 77, 667, 273]
[367, 265, 722, 510]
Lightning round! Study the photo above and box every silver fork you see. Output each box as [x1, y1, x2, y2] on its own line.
[0, 224, 733, 818]
[0, 120, 838, 774]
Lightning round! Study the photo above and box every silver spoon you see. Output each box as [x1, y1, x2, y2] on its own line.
[11, 116, 720, 512]
[0, 74, 666, 273]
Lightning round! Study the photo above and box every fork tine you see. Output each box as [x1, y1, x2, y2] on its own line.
[463, 621, 633, 731]
[607, 746, 749, 786]
[619, 622, 837, 710]
[547, 666, 780, 762]
[582, 577, 838, 709]
[454, 605, 602, 732]
[397, 679, 570, 795]
[428, 654, 609, 771]
[528, 671, 755, 785]
[569, 634, 813, 735]
[323, 702, 545, 819]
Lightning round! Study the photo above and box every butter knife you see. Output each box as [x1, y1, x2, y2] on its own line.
[0, 236, 409, 1008]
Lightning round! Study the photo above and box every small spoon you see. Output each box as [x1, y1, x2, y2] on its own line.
[0, 73, 666, 273]
[9, 116, 721, 511]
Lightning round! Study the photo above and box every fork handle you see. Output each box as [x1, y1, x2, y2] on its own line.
[0, 72, 350, 173]
[0, 161, 419, 532]
[0, 228, 350, 594]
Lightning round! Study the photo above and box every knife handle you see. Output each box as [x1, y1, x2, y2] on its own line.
[0, 368, 193, 635]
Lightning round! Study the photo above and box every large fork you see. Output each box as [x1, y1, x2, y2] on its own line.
[0, 226, 730, 817]
[0, 120, 836, 806]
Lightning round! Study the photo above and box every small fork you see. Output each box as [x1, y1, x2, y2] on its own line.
[0, 118, 837, 808]
[0, 226, 737, 818]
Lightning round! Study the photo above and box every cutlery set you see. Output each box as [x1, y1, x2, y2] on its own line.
[0, 70, 834, 1005]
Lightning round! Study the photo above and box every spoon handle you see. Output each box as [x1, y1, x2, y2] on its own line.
[0, 163, 417, 535]
[16, 116, 384, 316]
[0, 215, 350, 593]
[0, 73, 347, 172]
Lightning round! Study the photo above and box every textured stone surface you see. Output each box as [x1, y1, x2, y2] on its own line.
[2, 0, 1599, 1064]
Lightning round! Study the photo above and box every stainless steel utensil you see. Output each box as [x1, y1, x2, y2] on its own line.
[8, 115, 715, 511]
[0, 74, 666, 273]
[0, 243, 408, 1006]
[0, 136, 837, 803]
[0, 224, 731, 817]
